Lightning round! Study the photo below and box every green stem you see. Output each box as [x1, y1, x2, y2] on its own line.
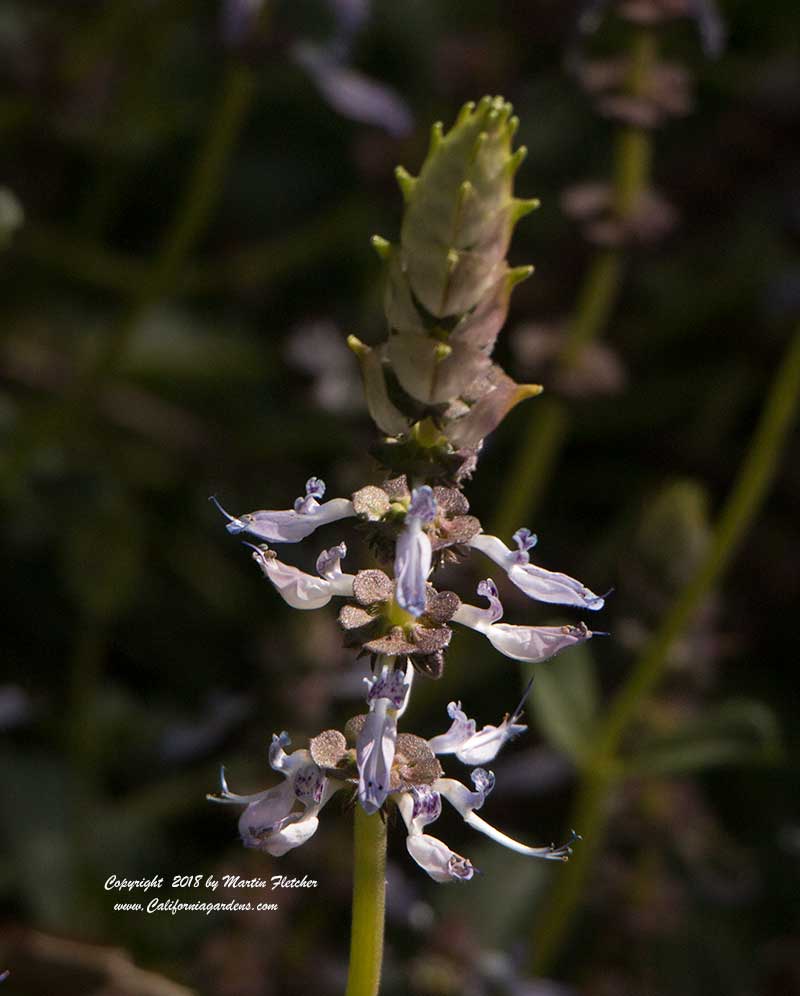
[345, 807, 388, 996]
[492, 28, 655, 535]
[91, 60, 257, 380]
[532, 324, 800, 973]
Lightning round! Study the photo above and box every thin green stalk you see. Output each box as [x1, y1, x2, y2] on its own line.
[491, 249, 621, 539]
[490, 398, 569, 551]
[345, 807, 388, 996]
[62, 47, 260, 848]
[89, 60, 258, 381]
[492, 28, 656, 535]
[532, 325, 800, 973]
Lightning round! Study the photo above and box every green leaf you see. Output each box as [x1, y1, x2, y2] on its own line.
[528, 642, 599, 761]
[628, 698, 782, 776]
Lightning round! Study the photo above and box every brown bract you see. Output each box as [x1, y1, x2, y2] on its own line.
[337, 570, 461, 678]
[343, 718, 442, 789]
[352, 475, 481, 564]
[309, 729, 348, 768]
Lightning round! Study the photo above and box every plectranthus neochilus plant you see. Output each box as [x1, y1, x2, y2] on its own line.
[209, 96, 608, 993]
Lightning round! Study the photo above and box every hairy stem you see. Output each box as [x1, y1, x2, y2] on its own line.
[532, 324, 800, 973]
[345, 807, 388, 996]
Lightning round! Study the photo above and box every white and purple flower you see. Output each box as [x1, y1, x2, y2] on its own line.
[207, 732, 340, 856]
[245, 540, 355, 609]
[210, 477, 355, 544]
[453, 579, 600, 663]
[356, 664, 410, 814]
[428, 678, 533, 766]
[470, 528, 605, 610]
[394, 486, 438, 618]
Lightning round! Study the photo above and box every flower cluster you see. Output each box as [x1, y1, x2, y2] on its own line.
[209, 470, 603, 878]
[209, 96, 607, 881]
[209, 667, 578, 880]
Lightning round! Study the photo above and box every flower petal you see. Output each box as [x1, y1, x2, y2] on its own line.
[461, 812, 578, 862]
[455, 717, 527, 766]
[249, 812, 322, 857]
[268, 732, 313, 775]
[508, 562, 605, 611]
[315, 541, 347, 580]
[484, 622, 594, 663]
[451, 578, 504, 630]
[427, 701, 477, 755]
[428, 682, 531, 765]
[394, 495, 434, 618]
[211, 483, 355, 544]
[405, 833, 476, 882]
[247, 544, 354, 609]
[237, 781, 296, 842]
[470, 532, 604, 610]
[434, 771, 493, 817]
[356, 698, 398, 814]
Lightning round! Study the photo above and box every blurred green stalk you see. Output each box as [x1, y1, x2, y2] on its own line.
[532, 322, 800, 972]
[491, 29, 656, 540]
[64, 40, 260, 853]
[345, 807, 388, 996]
[89, 61, 258, 382]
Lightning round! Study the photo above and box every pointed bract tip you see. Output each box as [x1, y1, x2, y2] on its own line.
[508, 115, 520, 137]
[513, 197, 541, 222]
[395, 165, 417, 201]
[516, 383, 544, 401]
[346, 333, 369, 357]
[370, 235, 391, 260]
[456, 101, 475, 126]
[508, 146, 528, 175]
[509, 264, 535, 288]
[494, 101, 513, 128]
[429, 121, 444, 152]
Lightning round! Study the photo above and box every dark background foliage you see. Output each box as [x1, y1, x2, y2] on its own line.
[1, 1, 799, 994]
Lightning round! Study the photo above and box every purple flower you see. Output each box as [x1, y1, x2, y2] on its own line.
[428, 679, 532, 765]
[210, 477, 355, 544]
[470, 529, 606, 610]
[356, 665, 410, 814]
[207, 732, 340, 856]
[245, 541, 354, 609]
[453, 580, 600, 663]
[394, 486, 437, 618]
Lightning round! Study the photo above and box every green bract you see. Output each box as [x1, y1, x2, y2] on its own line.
[350, 96, 542, 475]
